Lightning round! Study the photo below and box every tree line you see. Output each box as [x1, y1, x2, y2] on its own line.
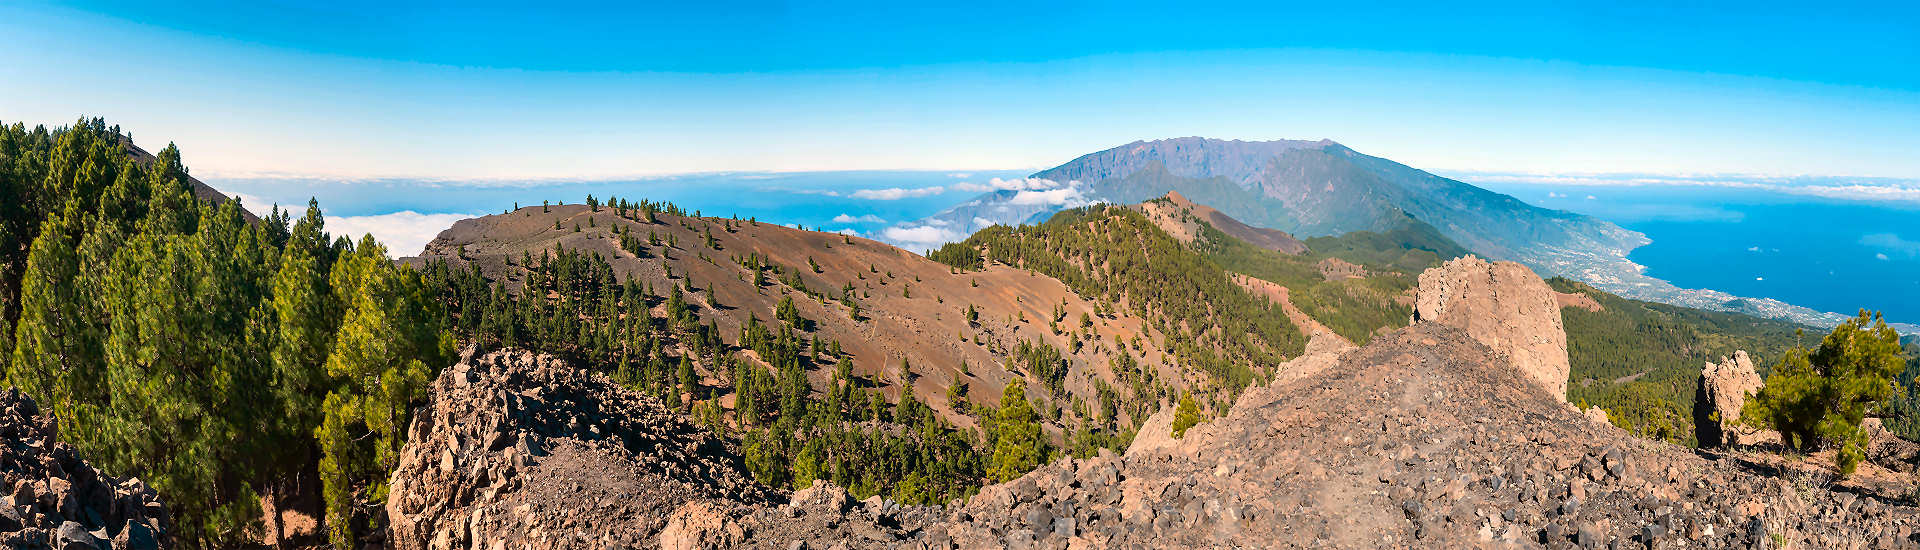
[0, 118, 451, 548]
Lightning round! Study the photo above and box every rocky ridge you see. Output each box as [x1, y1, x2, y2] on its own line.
[1134, 191, 1309, 254]
[1414, 255, 1571, 401]
[384, 347, 775, 550]
[388, 259, 1919, 549]
[0, 389, 173, 550]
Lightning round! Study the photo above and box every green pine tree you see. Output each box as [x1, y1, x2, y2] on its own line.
[989, 378, 1046, 481]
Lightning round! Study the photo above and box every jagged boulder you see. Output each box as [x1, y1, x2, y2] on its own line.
[383, 347, 774, 550]
[1694, 351, 1770, 448]
[1413, 255, 1570, 400]
[0, 389, 173, 550]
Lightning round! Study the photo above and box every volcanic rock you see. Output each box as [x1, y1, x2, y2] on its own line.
[1695, 351, 1770, 448]
[383, 347, 775, 550]
[0, 389, 173, 549]
[1413, 255, 1571, 401]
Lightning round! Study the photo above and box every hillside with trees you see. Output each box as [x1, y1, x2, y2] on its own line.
[403, 197, 1255, 506]
[0, 118, 452, 547]
[1549, 278, 1808, 446]
[1186, 201, 1468, 345]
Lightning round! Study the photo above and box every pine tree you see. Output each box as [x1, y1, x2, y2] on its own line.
[1743, 311, 1906, 475]
[678, 356, 697, 409]
[316, 236, 454, 548]
[1172, 391, 1201, 438]
[7, 212, 96, 431]
[989, 378, 1046, 481]
[269, 201, 341, 474]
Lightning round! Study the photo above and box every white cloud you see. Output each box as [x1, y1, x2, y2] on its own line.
[952, 177, 1067, 193]
[1546, 191, 1565, 198]
[850, 186, 946, 200]
[1007, 185, 1094, 207]
[1878, 253, 1892, 261]
[831, 213, 887, 224]
[1584, 195, 1597, 200]
[1009, 188, 1075, 206]
[1746, 246, 1761, 252]
[1861, 233, 1920, 258]
[972, 217, 996, 229]
[328, 211, 481, 258]
[878, 223, 968, 252]
[948, 173, 972, 179]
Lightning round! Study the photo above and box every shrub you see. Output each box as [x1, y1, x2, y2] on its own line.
[1172, 392, 1200, 438]
[1743, 311, 1906, 476]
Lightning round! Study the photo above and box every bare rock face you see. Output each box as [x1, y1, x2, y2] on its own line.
[1695, 351, 1770, 448]
[1583, 406, 1611, 425]
[383, 347, 775, 550]
[1413, 255, 1570, 401]
[931, 324, 1919, 548]
[1862, 418, 1920, 472]
[385, 328, 1919, 548]
[0, 388, 173, 550]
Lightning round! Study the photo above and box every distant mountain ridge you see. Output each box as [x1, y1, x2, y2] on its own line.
[920, 137, 1643, 280]
[930, 138, 1903, 332]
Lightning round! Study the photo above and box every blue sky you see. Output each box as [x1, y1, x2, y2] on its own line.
[4, 1, 1920, 181]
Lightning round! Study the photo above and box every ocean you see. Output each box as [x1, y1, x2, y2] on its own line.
[217, 169, 1920, 327]
[1468, 177, 1920, 326]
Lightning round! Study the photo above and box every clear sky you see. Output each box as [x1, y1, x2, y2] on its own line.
[3, 1, 1919, 181]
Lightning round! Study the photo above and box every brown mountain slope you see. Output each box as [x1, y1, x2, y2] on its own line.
[1134, 191, 1307, 254]
[407, 204, 1194, 432]
[117, 138, 257, 221]
[388, 258, 1917, 549]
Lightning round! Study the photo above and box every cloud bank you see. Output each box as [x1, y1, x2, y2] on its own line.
[1457, 172, 1920, 204]
[850, 186, 946, 200]
[328, 211, 482, 258]
[831, 213, 887, 224]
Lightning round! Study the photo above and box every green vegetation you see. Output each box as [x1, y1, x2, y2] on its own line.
[987, 378, 1047, 482]
[1549, 278, 1806, 446]
[1742, 311, 1906, 476]
[1197, 209, 1460, 345]
[940, 205, 1305, 390]
[927, 241, 983, 271]
[1299, 211, 1469, 273]
[0, 118, 452, 547]
[1171, 392, 1200, 438]
[423, 207, 993, 505]
[1880, 340, 1920, 441]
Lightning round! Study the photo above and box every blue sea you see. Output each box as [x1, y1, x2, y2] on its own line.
[217, 169, 1920, 326]
[211, 169, 1028, 256]
[1469, 176, 1920, 326]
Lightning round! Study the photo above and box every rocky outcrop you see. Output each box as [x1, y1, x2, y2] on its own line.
[1583, 406, 1611, 425]
[0, 389, 173, 550]
[1317, 257, 1368, 281]
[924, 324, 1918, 548]
[386, 329, 1920, 549]
[383, 347, 775, 550]
[1413, 255, 1571, 401]
[1863, 418, 1920, 473]
[387, 311, 1917, 548]
[1695, 351, 1770, 448]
